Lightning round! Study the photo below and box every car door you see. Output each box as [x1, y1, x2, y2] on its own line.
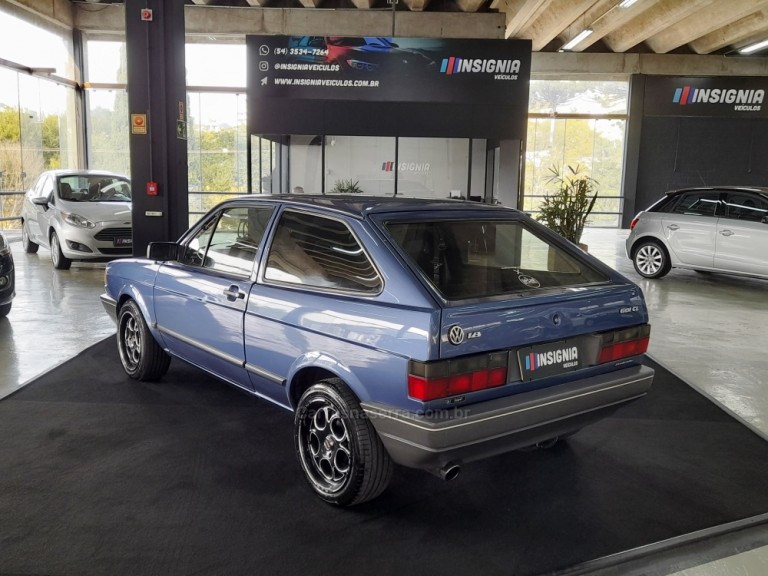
[27, 174, 55, 246]
[660, 190, 721, 268]
[244, 209, 384, 406]
[152, 204, 275, 390]
[714, 192, 768, 276]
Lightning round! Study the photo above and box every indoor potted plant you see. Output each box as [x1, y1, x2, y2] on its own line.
[536, 164, 598, 250]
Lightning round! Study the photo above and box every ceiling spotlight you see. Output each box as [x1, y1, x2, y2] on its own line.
[618, 0, 639, 8]
[561, 29, 594, 52]
[739, 39, 768, 55]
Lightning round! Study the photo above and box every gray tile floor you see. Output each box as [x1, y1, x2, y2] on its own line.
[1, 227, 767, 575]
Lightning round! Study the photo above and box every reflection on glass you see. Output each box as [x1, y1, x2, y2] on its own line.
[325, 136, 395, 196]
[289, 135, 322, 194]
[397, 137, 469, 199]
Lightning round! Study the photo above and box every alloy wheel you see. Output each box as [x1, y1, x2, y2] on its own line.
[120, 312, 142, 371]
[635, 244, 664, 276]
[298, 397, 352, 494]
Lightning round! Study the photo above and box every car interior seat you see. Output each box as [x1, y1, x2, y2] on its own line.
[59, 182, 74, 201]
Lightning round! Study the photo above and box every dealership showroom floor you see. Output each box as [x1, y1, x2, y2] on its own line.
[1, 228, 767, 576]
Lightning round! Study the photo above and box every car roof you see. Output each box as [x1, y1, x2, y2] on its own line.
[667, 186, 768, 196]
[43, 169, 130, 179]
[224, 194, 520, 219]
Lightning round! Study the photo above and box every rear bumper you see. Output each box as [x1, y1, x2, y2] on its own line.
[362, 364, 653, 473]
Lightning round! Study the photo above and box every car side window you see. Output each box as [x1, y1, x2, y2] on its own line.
[723, 193, 768, 223]
[669, 192, 721, 217]
[264, 210, 381, 294]
[180, 206, 274, 276]
[35, 176, 53, 200]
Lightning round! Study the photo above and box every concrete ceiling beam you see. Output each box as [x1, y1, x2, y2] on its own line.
[689, 8, 768, 54]
[603, 0, 717, 53]
[401, 0, 432, 10]
[645, 0, 768, 53]
[72, 6, 505, 39]
[455, 0, 486, 11]
[495, 0, 549, 39]
[3, 0, 74, 28]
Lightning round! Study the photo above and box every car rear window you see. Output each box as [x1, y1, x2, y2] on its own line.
[385, 219, 608, 300]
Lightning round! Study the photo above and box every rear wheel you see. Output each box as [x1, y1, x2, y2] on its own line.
[117, 299, 171, 381]
[50, 231, 71, 270]
[295, 378, 392, 506]
[632, 240, 671, 279]
[21, 222, 39, 254]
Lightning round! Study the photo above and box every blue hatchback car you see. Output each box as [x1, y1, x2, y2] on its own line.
[101, 196, 654, 505]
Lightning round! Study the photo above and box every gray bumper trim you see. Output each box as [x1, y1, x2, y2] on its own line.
[362, 364, 654, 471]
[100, 293, 117, 322]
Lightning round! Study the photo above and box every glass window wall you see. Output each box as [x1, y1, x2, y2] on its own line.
[525, 80, 628, 227]
[1, 6, 77, 229]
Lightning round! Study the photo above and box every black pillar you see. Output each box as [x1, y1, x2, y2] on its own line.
[620, 74, 646, 228]
[125, 0, 188, 257]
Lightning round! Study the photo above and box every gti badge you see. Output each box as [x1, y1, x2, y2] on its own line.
[448, 325, 465, 345]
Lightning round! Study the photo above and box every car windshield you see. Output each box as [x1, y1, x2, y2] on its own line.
[385, 219, 609, 300]
[57, 175, 132, 203]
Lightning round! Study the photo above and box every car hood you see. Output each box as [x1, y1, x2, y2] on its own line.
[59, 200, 132, 224]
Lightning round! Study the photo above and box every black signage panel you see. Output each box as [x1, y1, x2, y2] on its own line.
[644, 76, 768, 118]
[247, 35, 532, 139]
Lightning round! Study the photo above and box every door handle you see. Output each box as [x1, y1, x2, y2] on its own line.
[223, 286, 246, 300]
[667, 224, 679, 230]
[719, 229, 734, 237]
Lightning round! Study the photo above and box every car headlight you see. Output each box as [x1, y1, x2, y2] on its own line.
[0, 233, 9, 256]
[63, 212, 96, 229]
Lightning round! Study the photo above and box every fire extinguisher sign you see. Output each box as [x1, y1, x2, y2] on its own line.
[131, 114, 148, 135]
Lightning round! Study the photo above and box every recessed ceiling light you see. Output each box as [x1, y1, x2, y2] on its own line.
[739, 39, 768, 55]
[618, 0, 639, 8]
[561, 29, 594, 51]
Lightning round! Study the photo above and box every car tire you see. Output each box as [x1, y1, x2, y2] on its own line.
[295, 378, 393, 506]
[50, 231, 72, 270]
[632, 240, 671, 279]
[117, 299, 171, 381]
[21, 222, 39, 254]
[0, 303, 10, 318]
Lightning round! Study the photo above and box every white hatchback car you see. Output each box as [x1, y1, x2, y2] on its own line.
[21, 170, 132, 270]
[626, 186, 768, 279]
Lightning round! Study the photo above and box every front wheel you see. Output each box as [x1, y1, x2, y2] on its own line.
[0, 302, 10, 318]
[295, 379, 392, 506]
[117, 299, 171, 381]
[50, 231, 71, 270]
[632, 240, 671, 279]
[21, 222, 39, 254]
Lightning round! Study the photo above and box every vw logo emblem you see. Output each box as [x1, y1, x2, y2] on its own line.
[448, 325, 465, 346]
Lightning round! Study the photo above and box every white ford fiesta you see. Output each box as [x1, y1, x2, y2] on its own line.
[20, 170, 133, 270]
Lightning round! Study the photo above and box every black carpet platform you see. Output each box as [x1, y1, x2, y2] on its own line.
[2, 337, 768, 576]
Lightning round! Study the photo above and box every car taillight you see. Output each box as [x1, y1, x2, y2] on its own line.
[629, 216, 640, 231]
[408, 352, 508, 402]
[598, 324, 651, 364]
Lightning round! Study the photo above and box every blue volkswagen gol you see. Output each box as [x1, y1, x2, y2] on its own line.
[101, 196, 653, 505]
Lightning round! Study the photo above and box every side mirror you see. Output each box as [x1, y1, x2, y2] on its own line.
[31, 195, 51, 206]
[147, 242, 179, 261]
[761, 216, 768, 225]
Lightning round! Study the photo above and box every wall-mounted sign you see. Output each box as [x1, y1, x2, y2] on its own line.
[131, 113, 147, 135]
[644, 76, 768, 118]
[247, 35, 532, 139]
